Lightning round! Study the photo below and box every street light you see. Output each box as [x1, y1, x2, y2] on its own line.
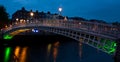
[16, 18, 19, 21]
[16, 18, 19, 24]
[30, 12, 34, 17]
[58, 7, 62, 15]
[30, 12, 34, 23]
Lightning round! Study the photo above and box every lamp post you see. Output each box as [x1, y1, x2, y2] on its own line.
[58, 7, 62, 15]
[16, 18, 19, 24]
[30, 12, 34, 17]
[30, 12, 34, 23]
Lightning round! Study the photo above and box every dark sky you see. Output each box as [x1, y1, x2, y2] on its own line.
[0, 0, 120, 22]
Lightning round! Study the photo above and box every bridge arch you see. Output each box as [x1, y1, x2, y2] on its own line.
[3, 25, 117, 55]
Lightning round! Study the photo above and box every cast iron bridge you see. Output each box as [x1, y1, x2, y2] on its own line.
[1, 19, 120, 56]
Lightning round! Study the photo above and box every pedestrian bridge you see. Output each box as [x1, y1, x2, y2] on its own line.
[1, 19, 120, 55]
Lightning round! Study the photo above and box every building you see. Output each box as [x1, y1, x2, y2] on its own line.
[12, 7, 63, 23]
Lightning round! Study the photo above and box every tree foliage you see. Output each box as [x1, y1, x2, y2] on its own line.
[0, 5, 10, 28]
[112, 21, 120, 26]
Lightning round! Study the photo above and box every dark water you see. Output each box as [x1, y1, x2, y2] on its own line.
[0, 35, 114, 62]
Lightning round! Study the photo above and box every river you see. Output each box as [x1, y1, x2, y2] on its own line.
[0, 35, 114, 62]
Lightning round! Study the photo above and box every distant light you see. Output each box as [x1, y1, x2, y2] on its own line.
[27, 20, 29, 22]
[30, 12, 34, 16]
[32, 29, 34, 32]
[35, 30, 38, 32]
[32, 29, 39, 33]
[58, 7, 62, 12]
[20, 19, 24, 23]
[16, 18, 19, 21]
[5, 25, 8, 28]
[79, 22, 81, 25]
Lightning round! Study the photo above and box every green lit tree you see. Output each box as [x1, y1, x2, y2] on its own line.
[0, 5, 10, 29]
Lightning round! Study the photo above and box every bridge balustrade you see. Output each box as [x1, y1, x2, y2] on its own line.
[1, 19, 120, 38]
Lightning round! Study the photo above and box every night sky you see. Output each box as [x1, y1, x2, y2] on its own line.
[0, 0, 120, 22]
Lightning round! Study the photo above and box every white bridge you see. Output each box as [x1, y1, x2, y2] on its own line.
[1, 19, 120, 55]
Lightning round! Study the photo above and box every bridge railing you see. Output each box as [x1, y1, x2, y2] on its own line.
[2, 19, 120, 38]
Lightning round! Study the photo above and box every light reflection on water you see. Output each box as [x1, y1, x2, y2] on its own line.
[4, 47, 11, 62]
[2, 40, 114, 62]
[13, 46, 28, 62]
[19, 47, 28, 62]
[53, 41, 59, 62]
[47, 43, 52, 56]
[13, 46, 20, 62]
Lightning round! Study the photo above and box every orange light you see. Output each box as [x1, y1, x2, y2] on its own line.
[30, 12, 34, 16]
[5, 25, 7, 28]
[19, 47, 28, 62]
[53, 41, 59, 62]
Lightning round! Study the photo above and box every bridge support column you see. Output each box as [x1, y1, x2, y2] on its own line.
[114, 38, 120, 62]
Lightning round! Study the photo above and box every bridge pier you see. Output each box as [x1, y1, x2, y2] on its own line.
[114, 38, 120, 62]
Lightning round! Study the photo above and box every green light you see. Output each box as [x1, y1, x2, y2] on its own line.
[4, 47, 11, 62]
[108, 42, 116, 54]
[3, 34, 13, 39]
[102, 39, 117, 54]
[97, 39, 117, 55]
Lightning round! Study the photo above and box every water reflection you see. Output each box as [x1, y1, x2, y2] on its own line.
[79, 42, 82, 59]
[46, 43, 52, 62]
[13, 46, 20, 62]
[47, 43, 52, 56]
[53, 41, 60, 62]
[19, 47, 28, 62]
[2, 40, 113, 62]
[4, 46, 28, 62]
[4, 47, 11, 62]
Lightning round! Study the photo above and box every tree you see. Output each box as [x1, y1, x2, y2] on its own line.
[0, 5, 10, 29]
[112, 21, 120, 26]
[47, 11, 51, 14]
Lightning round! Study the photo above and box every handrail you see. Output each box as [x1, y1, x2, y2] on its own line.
[2, 19, 120, 39]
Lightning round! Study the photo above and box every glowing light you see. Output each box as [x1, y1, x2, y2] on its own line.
[58, 7, 62, 12]
[79, 22, 81, 25]
[5, 25, 7, 28]
[47, 44, 52, 53]
[36, 30, 38, 32]
[53, 41, 59, 62]
[98, 39, 117, 54]
[4, 47, 11, 62]
[20, 19, 24, 23]
[3, 34, 13, 39]
[14, 46, 20, 58]
[30, 12, 34, 16]
[32, 29, 39, 32]
[19, 47, 28, 62]
[47, 44, 52, 57]
[16, 18, 19, 21]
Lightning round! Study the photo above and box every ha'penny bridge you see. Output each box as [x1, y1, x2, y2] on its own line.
[0, 19, 120, 60]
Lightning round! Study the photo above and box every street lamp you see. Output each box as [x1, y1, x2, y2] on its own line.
[30, 12, 34, 23]
[16, 18, 19, 21]
[30, 12, 34, 17]
[58, 7, 62, 15]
